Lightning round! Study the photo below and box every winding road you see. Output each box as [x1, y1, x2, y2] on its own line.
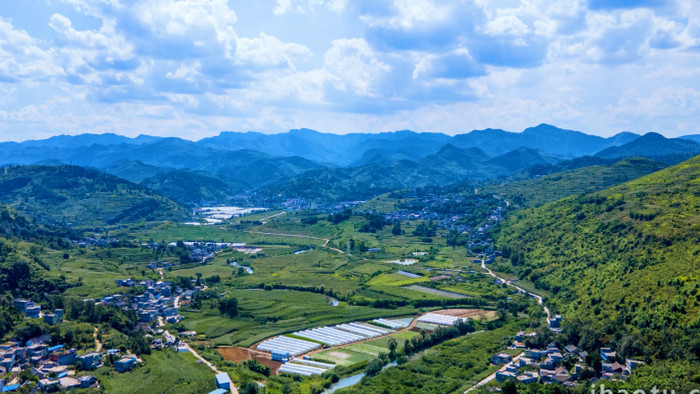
[479, 258, 551, 321]
[462, 258, 551, 392]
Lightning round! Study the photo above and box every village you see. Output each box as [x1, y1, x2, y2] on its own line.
[487, 332, 646, 388]
[1, 278, 202, 392]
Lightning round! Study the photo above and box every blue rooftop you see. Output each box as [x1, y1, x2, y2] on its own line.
[208, 390, 228, 394]
[2, 384, 20, 392]
[215, 373, 231, 385]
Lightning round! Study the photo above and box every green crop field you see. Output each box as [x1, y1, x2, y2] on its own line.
[94, 350, 217, 394]
[312, 348, 374, 367]
[366, 273, 429, 286]
[180, 289, 420, 346]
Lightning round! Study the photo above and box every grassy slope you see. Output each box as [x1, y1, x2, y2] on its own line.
[494, 154, 700, 361]
[484, 157, 667, 207]
[94, 350, 216, 394]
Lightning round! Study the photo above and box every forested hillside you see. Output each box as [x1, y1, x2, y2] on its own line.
[0, 207, 74, 338]
[0, 165, 187, 226]
[486, 158, 667, 207]
[140, 170, 247, 206]
[494, 155, 700, 363]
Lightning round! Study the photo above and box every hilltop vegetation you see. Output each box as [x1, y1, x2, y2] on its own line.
[140, 169, 246, 206]
[0, 165, 187, 226]
[485, 157, 667, 207]
[493, 154, 700, 363]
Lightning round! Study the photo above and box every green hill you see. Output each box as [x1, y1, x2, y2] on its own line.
[494, 154, 700, 363]
[102, 159, 165, 183]
[0, 205, 75, 247]
[485, 157, 667, 207]
[0, 206, 75, 337]
[140, 169, 247, 206]
[0, 165, 187, 226]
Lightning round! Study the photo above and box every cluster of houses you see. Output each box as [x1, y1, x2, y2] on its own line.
[0, 337, 141, 392]
[147, 241, 257, 267]
[0, 320, 203, 392]
[379, 193, 505, 233]
[13, 299, 65, 326]
[492, 332, 645, 387]
[110, 279, 196, 325]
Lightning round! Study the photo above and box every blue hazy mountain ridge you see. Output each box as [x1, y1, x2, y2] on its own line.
[0, 124, 689, 169]
[484, 147, 559, 172]
[0, 125, 698, 203]
[0, 138, 321, 188]
[450, 123, 641, 158]
[595, 132, 700, 163]
[0, 123, 647, 167]
[679, 134, 700, 144]
[198, 128, 453, 165]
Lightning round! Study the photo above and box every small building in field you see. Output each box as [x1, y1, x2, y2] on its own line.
[271, 351, 290, 362]
[215, 372, 232, 391]
[114, 356, 138, 372]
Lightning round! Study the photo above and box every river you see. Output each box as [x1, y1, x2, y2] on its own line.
[322, 361, 397, 393]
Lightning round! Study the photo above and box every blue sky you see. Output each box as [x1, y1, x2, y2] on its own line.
[0, 0, 699, 141]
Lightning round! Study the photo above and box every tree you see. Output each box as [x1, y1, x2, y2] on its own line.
[244, 359, 270, 376]
[218, 297, 238, 318]
[239, 382, 263, 394]
[392, 222, 402, 235]
[388, 337, 398, 360]
[365, 353, 390, 376]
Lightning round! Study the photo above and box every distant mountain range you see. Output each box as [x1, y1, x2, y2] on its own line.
[0, 124, 698, 204]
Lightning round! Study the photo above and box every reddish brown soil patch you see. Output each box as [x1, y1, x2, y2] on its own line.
[218, 347, 283, 375]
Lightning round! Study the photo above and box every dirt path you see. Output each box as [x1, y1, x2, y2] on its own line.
[247, 231, 345, 254]
[480, 258, 550, 321]
[492, 194, 511, 207]
[260, 211, 287, 224]
[93, 327, 102, 352]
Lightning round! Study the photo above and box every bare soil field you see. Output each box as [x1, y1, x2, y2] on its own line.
[218, 347, 283, 374]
